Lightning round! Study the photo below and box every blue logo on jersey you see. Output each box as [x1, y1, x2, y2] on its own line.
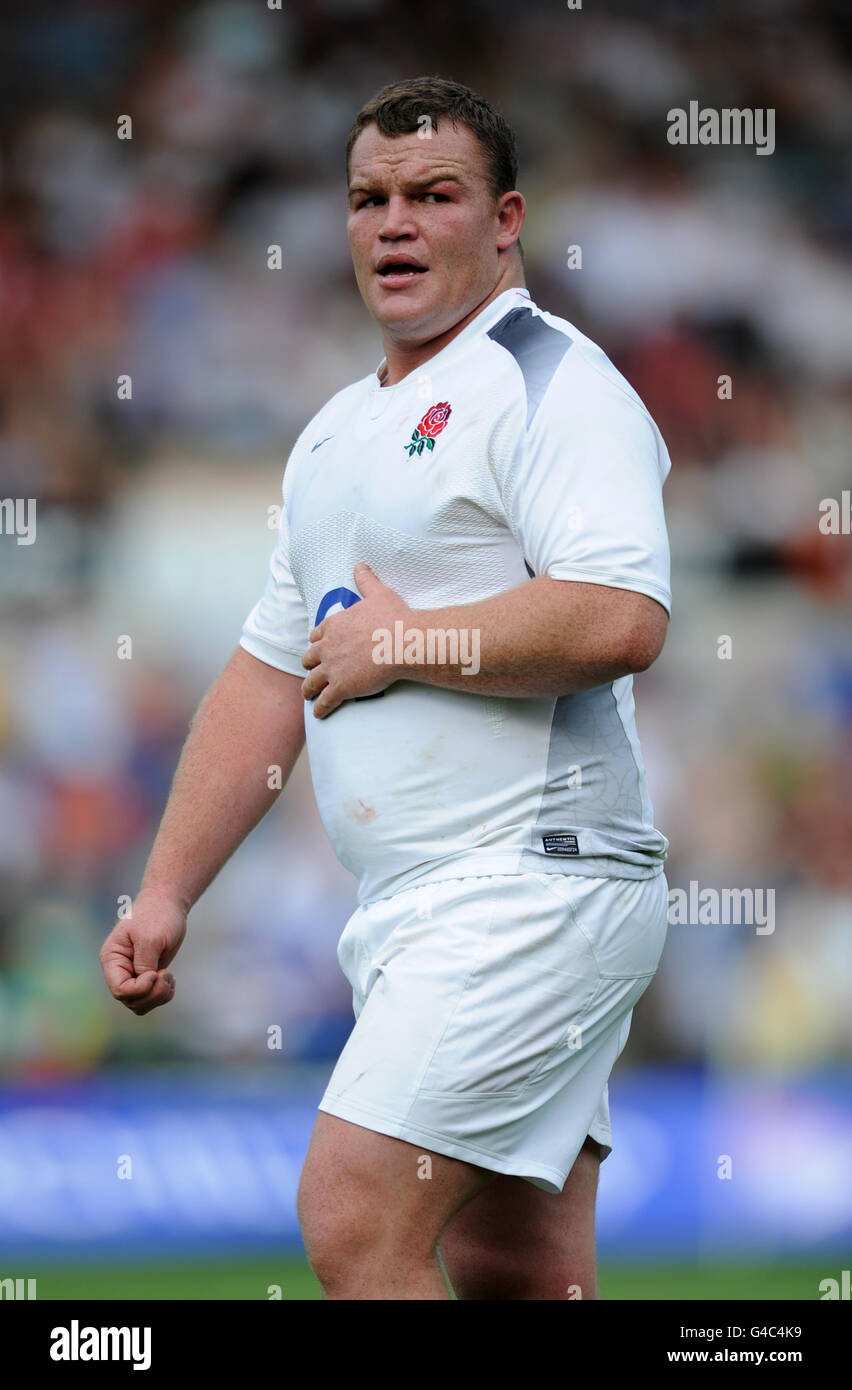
[315, 586, 361, 626]
[314, 585, 384, 702]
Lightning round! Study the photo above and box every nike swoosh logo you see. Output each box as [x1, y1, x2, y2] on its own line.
[311, 435, 335, 453]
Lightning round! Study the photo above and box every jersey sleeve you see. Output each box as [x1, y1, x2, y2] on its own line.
[494, 352, 672, 615]
[239, 485, 311, 677]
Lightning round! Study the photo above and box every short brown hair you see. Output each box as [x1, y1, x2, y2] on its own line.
[345, 76, 519, 201]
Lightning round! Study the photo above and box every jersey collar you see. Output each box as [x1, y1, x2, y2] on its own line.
[371, 287, 533, 393]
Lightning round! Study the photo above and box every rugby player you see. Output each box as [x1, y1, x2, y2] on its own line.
[101, 76, 672, 1301]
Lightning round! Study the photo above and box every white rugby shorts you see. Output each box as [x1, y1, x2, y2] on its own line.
[318, 870, 669, 1194]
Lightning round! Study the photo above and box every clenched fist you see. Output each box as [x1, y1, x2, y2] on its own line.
[100, 890, 187, 1017]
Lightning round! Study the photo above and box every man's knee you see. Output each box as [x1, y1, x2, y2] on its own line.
[297, 1158, 389, 1290]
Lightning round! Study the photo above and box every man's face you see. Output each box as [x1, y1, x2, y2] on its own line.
[347, 120, 512, 345]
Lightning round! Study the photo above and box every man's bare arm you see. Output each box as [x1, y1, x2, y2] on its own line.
[395, 577, 668, 696]
[139, 645, 306, 908]
[100, 645, 305, 1015]
[301, 564, 669, 715]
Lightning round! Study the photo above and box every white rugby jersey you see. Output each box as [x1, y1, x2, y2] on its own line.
[240, 287, 672, 904]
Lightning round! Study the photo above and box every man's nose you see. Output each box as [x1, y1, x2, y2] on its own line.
[378, 195, 416, 238]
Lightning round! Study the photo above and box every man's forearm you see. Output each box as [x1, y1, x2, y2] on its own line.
[392, 577, 668, 696]
[301, 566, 669, 717]
[139, 646, 306, 911]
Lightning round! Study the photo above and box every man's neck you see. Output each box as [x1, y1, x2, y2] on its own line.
[378, 275, 527, 387]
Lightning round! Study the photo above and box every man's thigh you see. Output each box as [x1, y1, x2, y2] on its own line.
[438, 1135, 603, 1300]
[297, 1110, 496, 1260]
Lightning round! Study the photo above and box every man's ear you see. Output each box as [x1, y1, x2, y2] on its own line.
[495, 189, 526, 255]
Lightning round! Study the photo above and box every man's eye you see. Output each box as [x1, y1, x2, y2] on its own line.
[424, 192, 449, 202]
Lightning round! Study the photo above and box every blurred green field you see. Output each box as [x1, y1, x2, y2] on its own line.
[33, 1257, 828, 1300]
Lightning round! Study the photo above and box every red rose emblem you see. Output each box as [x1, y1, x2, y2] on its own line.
[405, 401, 452, 456]
[418, 402, 452, 438]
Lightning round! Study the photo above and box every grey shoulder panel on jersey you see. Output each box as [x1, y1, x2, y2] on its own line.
[487, 307, 572, 427]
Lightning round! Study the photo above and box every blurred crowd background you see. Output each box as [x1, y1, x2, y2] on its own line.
[0, 0, 850, 1088]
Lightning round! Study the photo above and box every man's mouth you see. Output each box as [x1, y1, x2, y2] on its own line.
[375, 258, 428, 287]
